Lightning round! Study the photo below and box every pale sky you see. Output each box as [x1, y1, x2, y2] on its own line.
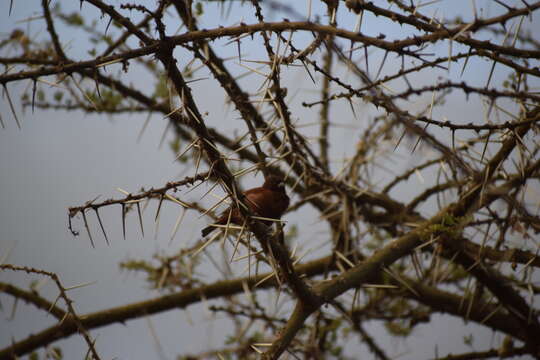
[1, 1, 538, 359]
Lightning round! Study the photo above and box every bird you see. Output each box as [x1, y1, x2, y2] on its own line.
[201, 175, 290, 237]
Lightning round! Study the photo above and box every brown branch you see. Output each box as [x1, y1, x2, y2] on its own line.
[0, 264, 102, 360]
[0, 20, 454, 85]
[68, 172, 209, 218]
[428, 346, 529, 360]
[0, 255, 330, 360]
[2, 247, 534, 359]
[148, 18, 317, 307]
[347, 0, 540, 59]
[0, 281, 65, 319]
[42, 0, 67, 61]
[389, 81, 540, 104]
[318, 39, 334, 171]
[263, 107, 540, 358]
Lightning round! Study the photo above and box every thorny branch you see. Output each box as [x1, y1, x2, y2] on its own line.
[2, 0, 540, 359]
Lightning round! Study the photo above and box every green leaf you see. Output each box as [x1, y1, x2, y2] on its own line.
[54, 91, 64, 102]
[64, 12, 84, 26]
[154, 75, 169, 100]
[37, 89, 45, 102]
[195, 2, 204, 16]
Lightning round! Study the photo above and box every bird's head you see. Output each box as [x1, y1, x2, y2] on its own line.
[263, 175, 286, 192]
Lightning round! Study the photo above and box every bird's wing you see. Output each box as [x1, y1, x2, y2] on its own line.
[243, 187, 266, 214]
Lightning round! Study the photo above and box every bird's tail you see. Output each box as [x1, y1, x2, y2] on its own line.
[201, 225, 215, 237]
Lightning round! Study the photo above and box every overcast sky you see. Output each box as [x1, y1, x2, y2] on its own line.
[1, 1, 538, 359]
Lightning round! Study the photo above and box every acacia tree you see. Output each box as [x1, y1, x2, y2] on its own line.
[1, 0, 540, 359]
